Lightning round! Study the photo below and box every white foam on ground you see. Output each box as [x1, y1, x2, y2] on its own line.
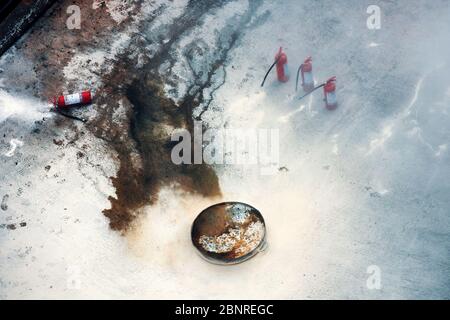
[64, 0, 189, 90]
[4, 139, 24, 157]
[92, 0, 136, 25]
[62, 33, 131, 90]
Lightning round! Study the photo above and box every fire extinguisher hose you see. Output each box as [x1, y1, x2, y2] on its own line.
[297, 82, 325, 101]
[50, 108, 87, 123]
[295, 64, 304, 92]
[261, 56, 281, 87]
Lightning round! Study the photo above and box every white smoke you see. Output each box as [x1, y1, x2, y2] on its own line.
[0, 89, 50, 123]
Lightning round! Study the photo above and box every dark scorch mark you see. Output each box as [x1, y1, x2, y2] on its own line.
[90, 0, 263, 232]
[1, 194, 8, 211]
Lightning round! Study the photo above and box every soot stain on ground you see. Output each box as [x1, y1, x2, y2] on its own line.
[94, 58, 223, 232]
[102, 78, 221, 232]
[97, 0, 264, 232]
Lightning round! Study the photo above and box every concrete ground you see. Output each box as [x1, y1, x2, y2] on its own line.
[0, 0, 449, 299]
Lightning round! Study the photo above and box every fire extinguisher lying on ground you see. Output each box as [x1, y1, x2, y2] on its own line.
[261, 47, 289, 87]
[49, 90, 93, 122]
[298, 76, 337, 110]
[295, 56, 314, 92]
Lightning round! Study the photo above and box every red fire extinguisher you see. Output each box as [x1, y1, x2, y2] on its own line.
[296, 56, 314, 92]
[323, 77, 337, 110]
[301, 57, 314, 92]
[52, 90, 93, 109]
[275, 47, 288, 83]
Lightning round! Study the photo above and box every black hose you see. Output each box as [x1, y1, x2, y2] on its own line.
[297, 83, 325, 101]
[295, 64, 303, 92]
[51, 109, 87, 123]
[261, 56, 280, 87]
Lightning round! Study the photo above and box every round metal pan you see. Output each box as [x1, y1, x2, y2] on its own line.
[191, 202, 267, 265]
